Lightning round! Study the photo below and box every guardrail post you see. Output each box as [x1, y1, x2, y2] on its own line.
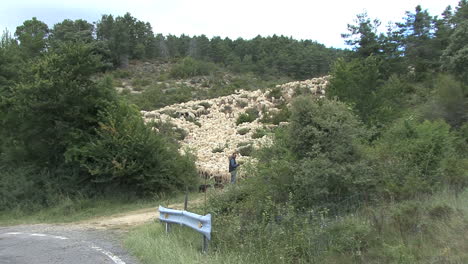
[184, 188, 188, 211]
[165, 222, 171, 233]
[202, 235, 208, 253]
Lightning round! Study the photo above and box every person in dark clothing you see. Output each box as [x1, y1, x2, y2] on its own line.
[229, 152, 240, 183]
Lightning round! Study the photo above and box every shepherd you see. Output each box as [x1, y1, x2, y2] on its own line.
[229, 151, 240, 184]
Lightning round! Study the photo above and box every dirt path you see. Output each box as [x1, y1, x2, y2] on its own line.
[76, 198, 203, 230]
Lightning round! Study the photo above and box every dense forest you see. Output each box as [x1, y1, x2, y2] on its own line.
[1, 0, 468, 263]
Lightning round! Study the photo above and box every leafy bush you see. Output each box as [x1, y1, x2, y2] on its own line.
[252, 128, 268, 139]
[236, 99, 248, 108]
[132, 78, 151, 88]
[212, 144, 226, 153]
[152, 121, 187, 141]
[423, 74, 467, 128]
[198, 101, 211, 109]
[236, 108, 259, 125]
[260, 106, 290, 125]
[113, 69, 131, 78]
[238, 144, 254, 156]
[267, 86, 283, 100]
[127, 84, 192, 110]
[169, 57, 216, 78]
[289, 97, 368, 161]
[237, 141, 251, 148]
[0, 166, 58, 211]
[369, 118, 463, 199]
[70, 102, 198, 195]
[237, 128, 250, 135]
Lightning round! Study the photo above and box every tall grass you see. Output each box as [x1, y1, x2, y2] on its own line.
[124, 189, 468, 264]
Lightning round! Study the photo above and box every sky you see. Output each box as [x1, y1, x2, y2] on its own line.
[0, 0, 461, 48]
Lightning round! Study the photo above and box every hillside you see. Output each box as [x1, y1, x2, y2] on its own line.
[140, 76, 329, 182]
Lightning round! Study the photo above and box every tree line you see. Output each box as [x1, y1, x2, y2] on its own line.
[9, 13, 342, 79]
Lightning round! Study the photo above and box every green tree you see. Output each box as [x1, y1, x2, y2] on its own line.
[397, 5, 438, 77]
[370, 119, 464, 199]
[327, 56, 382, 125]
[49, 19, 94, 44]
[451, 0, 468, 26]
[342, 12, 382, 58]
[441, 21, 468, 84]
[0, 43, 115, 168]
[72, 102, 198, 195]
[14, 17, 49, 57]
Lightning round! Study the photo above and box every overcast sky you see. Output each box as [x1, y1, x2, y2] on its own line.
[0, 0, 460, 48]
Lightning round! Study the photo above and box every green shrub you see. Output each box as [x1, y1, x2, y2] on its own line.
[289, 97, 368, 161]
[370, 118, 462, 199]
[132, 77, 151, 88]
[237, 141, 251, 148]
[252, 128, 268, 139]
[236, 108, 259, 125]
[127, 84, 192, 111]
[260, 105, 290, 125]
[236, 99, 248, 108]
[212, 144, 226, 153]
[113, 69, 131, 78]
[169, 57, 216, 78]
[0, 166, 59, 211]
[238, 144, 254, 156]
[424, 74, 467, 128]
[70, 102, 197, 195]
[237, 128, 250, 135]
[267, 86, 283, 100]
[198, 102, 211, 109]
[428, 203, 454, 220]
[152, 121, 187, 141]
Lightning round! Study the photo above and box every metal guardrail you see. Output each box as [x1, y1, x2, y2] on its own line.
[158, 206, 212, 252]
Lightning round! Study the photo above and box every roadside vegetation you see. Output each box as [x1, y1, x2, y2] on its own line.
[1, 1, 467, 263]
[126, 1, 468, 263]
[0, 191, 204, 226]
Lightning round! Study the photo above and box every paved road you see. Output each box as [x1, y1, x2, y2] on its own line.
[0, 224, 139, 264]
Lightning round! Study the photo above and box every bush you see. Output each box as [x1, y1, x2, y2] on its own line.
[169, 57, 216, 79]
[369, 118, 464, 199]
[237, 128, 250, 135]
[0, 166, 55, 211]
[69, 102, 198, 195]
[236, 99, 248, 108]
[198, 102, 211, 109]
[423, 74, 467, 128]
[236, 108, 259, 125]
[132, 78, 151, 88]
[238, 144, 254, 156]
[260, 105, 290, 125]
[289, 97, 368, 161]
[127, 84, 192, 111]
[113, 69, 131, 78]
[152, 121, 187, 141]
[212, 144, 226, 153]
[252, 128, 268, 139]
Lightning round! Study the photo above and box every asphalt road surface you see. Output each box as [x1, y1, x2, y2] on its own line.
[0, 224, 139, 264]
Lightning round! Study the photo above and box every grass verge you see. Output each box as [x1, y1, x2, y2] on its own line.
[124, 189, 468, 264]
